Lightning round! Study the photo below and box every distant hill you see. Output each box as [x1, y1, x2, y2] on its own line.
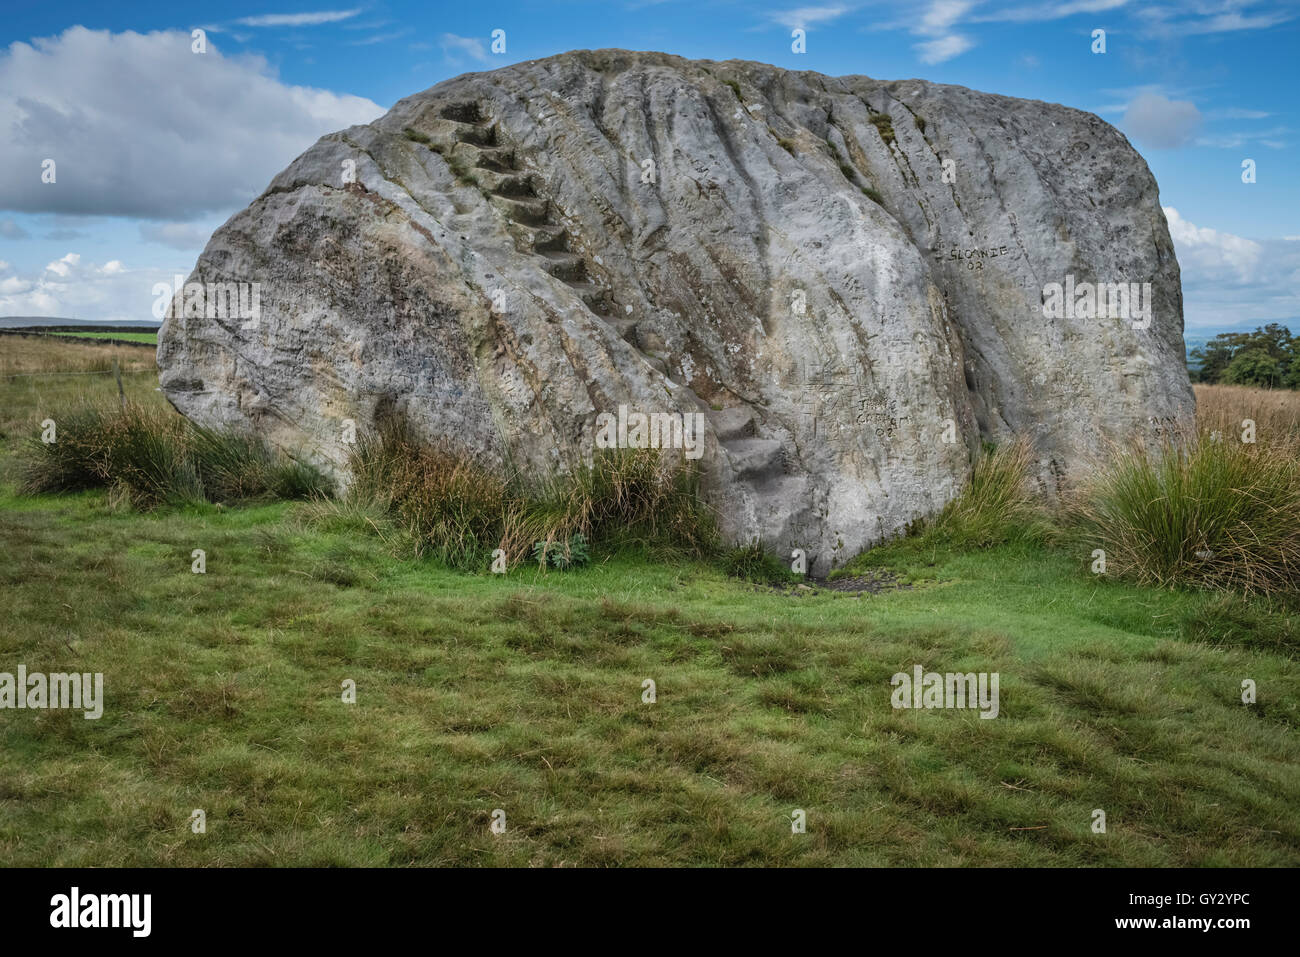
[0, 316, 162, 331]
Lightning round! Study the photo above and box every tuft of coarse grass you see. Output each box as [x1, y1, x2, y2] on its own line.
[349, 421, 508, 568]
[869, 113, 896, 147]
[860, 185, 885, 205]
[345, 422, 715, 571]
[1071, 433, 1300, 596]
[722, 540, 800, 586]
[17, 401, 330, 509]
[927, 437, 1047, 549]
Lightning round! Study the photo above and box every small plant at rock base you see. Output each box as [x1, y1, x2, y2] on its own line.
[861, 185, 885, 206]
[722, 541, 799, 586]
[531, 532, 590, 570]
[402, 126, 431, 145]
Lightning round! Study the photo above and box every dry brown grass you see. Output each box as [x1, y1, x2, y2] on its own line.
[0, 331, 156, 376]
[1195, 383, 1300, 443]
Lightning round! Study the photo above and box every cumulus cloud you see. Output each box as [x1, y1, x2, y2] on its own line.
[45, 252, 81, 277]
[0, 27, 385, 219]
[1164, 207, 1262, 280]
[1164, 208, 1300, 330]
[1122, 92, 1202, 148]
[0, 251, 187, 322]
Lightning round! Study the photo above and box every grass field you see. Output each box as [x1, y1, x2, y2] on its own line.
[1, 339, 1297, 866]
[49, 330, 159, 345]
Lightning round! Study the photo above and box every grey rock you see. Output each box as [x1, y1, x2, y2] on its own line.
[157, 50, 1193, 574]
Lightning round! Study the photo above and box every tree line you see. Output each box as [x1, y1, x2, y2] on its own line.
[1188, 323, 1300, 389]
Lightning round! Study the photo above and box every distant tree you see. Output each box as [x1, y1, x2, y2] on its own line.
[1189, 324, 1296, 389]
[1222, 348, 1282, 388]
[1285, 359, 1300, 390]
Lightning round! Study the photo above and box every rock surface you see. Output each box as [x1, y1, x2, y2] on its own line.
[158, 50, 1193, 573]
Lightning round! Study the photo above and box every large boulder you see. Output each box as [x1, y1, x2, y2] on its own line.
[158, 50, 1193, 573]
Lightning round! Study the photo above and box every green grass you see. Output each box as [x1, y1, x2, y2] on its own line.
[1, 490, 1296, 866]
[50, 331, 158, 345]
[1, 337, 1297, 866]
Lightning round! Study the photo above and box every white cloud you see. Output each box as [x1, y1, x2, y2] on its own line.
[1164, 207, 1261, 281]
[438, 33, 490, 65]
[916, 34, 975, 63]
[897, 0, 977, 64]
[0, 27, 385, 219]
[976, 0, 1129, 23]
[1122, 92, 1202, 148]
[770, 5, 851, 30]
[45, 252, 80, 277]
[1196, 125, 1291, 150]
[1174, 10, 1294, 35]
[235, 10, 363, 28]
[1164, 208, 1300, 330]
[1135, 2, 1294, 36]
[351, 30, 413, 46]
[918, 0, 976, 33]
[0, 252, 185, 322]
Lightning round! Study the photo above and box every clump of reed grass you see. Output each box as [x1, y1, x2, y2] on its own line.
[339, 421, 715, 571]
[18, 401, 330, 509]
[1071, 432, 1300, 596]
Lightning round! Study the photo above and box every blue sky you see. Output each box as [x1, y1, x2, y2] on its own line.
[1, 0, 1297, 331]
